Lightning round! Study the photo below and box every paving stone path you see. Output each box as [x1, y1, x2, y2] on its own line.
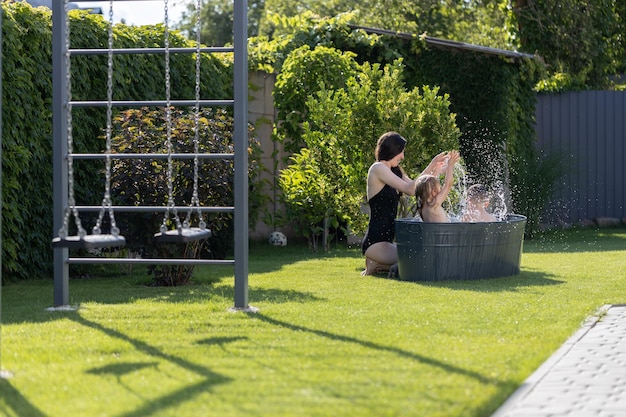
[492, 304, 626, 417]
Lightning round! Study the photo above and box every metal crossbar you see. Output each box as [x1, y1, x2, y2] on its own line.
[71, 47, 233, 55]
[68, 258, 235, 265]
[70, 99, 234, 107]
[71, 153, 234, 160]
[72, 206, 234, 213]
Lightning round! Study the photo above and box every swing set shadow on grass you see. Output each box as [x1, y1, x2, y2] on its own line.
[0, 305, 515, 416]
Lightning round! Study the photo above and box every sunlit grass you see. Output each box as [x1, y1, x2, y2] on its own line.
[1, 227, 625, 417]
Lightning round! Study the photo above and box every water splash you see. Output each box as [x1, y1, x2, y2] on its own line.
[445, 160, 511, 222]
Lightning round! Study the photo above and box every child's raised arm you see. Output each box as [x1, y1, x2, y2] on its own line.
[434, 151, 460, 205]
[421, 152, 448, 177]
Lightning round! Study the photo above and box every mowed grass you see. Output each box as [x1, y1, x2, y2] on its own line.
[1, 227, 625, 417]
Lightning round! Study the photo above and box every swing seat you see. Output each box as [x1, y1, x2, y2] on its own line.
[154, 227, 212, 243]
[52, 234, 126, 249]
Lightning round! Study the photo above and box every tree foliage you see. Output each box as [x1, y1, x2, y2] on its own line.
[512, 0, 624, 90]
[256, 0, 516, 49]
[176, 0, 265, 46]
[178, 0, 625, 90]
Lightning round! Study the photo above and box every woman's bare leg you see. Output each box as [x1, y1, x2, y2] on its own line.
[362, 242, 397, 275]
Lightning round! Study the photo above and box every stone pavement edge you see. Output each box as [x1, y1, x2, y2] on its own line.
[491, 304, 626, 417]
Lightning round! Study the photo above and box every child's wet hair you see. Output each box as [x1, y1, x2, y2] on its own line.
[467, 184, 490, 201]
[415, 175, 439, 211]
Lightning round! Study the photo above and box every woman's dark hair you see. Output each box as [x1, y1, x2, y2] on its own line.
[375, 131, 406, 162]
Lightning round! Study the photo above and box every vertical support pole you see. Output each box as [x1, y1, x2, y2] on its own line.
[52, 0, 70, 307]
[0, 0, 5, 377]
[232, 0, 250, 310]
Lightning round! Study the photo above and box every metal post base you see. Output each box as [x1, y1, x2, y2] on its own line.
[228, 305, 259, 313]
[45, 305, 78, 312]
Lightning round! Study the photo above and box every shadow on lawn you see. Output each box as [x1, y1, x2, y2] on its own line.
[365, 269, 565, 293]
[414, 270, 565, 293]
[71, 315, 231, 417]
[195, 335, 249, 350]
[0, 378, 47, 417]
[1, 280, 321, 326]
[248, 313, 508, 387]
[162, 284, 324, 305]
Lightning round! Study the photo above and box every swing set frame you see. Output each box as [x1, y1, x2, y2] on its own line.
[51, 0, 251, 310]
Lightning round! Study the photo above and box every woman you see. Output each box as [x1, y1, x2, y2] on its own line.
[361, 131, 448, 275]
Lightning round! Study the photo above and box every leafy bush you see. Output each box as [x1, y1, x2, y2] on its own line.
[278, 149, 339, 251]
[251, 14, 545, 238]
[109, 107, 263, 285]
[273, 44, 359, 152]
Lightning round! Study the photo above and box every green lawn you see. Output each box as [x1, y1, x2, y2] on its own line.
[1, 227, 625, 417]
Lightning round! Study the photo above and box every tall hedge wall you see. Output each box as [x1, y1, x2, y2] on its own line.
[1, 2, 232, 282]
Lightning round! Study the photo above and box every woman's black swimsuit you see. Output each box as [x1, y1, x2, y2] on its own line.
[361, 172, 402, 254]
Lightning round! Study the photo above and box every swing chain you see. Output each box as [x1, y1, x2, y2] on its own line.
[94, 0, 120, 237]
[58, 0, 86, 240]
[184, 0, 206, 231]
[160, 0, 183, 234]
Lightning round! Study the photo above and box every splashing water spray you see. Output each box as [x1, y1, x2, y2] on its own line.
[443, 160, 511, 223]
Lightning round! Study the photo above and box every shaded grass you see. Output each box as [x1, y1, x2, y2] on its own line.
[1, 227, 625, 417]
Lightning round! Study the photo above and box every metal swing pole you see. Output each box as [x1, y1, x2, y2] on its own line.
[52, 0, 70, 308]
[232, 0, 252, 311]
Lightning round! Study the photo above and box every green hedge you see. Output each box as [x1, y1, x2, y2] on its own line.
[1, 3, 233, 282]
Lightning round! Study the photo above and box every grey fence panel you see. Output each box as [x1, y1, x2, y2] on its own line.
[535, 91, 626, 225]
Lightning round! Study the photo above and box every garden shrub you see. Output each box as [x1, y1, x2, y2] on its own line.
[278, 149, 338, 251]
[109, 107, 262, 285]
[251, 14, 547, 237]
[273, 44, 359, 152]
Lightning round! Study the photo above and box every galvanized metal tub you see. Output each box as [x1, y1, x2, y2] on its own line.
[395, 214, 526, 281]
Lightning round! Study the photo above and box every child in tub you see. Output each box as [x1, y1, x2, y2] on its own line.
[415, 150, 461, 222]
[461, 184, 497, 222]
